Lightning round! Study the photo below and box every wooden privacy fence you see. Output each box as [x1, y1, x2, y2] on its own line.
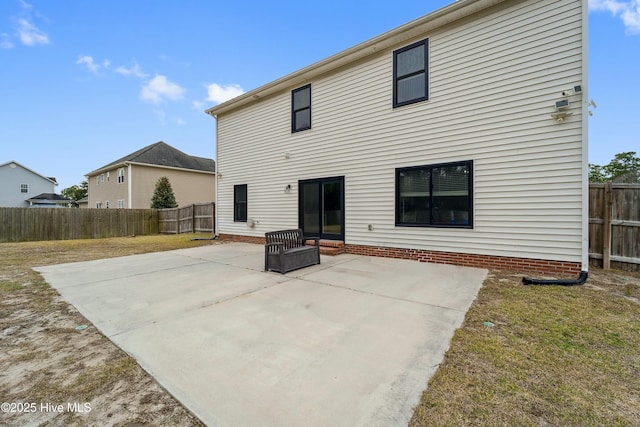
[158, 203, 215, 234]
[0, 208, 159, 243]
[589, 183, 640, 271]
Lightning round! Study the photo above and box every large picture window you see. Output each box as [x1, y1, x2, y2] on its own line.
[234, 184, 247, 222]
[396, 161, 472, 228]
[292, 84, 311, 133]
[393, 39, 429, 107]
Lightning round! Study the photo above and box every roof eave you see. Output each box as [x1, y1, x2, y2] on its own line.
[205, 0, 504, 117]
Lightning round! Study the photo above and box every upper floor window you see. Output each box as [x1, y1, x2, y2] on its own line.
[117, 168, 125, 184]
[292, 84, 311, 133]
[396, 160, 472, 228]
[234, 184, 247, 222]
[20, 184, 29, 193]
[393, 39, 429, 107]
[117, 199, 125, 208]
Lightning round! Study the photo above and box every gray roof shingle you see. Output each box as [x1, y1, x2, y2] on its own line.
[87, 141, 215, 175]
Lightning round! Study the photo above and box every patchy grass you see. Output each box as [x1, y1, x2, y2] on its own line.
[0, 234, 215, 426]
[411, 268, 640, 427]
[3, 235, 639, 426]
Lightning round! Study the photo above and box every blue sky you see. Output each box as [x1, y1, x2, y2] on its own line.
[1, 0, 639, 190]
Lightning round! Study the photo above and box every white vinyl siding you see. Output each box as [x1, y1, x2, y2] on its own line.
[215, 0, 584, 263]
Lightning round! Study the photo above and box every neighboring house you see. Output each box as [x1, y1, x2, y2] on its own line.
[206, 0, 589, 276]
[0, 161, 62, 207]
[76, 197, 89, 209]
[27, 193, 71, 208]
[86, 141, 215, 209]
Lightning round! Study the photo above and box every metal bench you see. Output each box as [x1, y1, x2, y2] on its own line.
[265, 229, 320, 274]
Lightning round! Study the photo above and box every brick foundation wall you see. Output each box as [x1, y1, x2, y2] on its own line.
[345, 244, 582, 276]
[219, 234, 582, 276]
[219, 234, 266, 245]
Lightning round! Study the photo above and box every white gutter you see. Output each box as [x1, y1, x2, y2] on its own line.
[205, 0, 506, 117]
[214, 120, 219, 238]
[581, 0, 589, 272]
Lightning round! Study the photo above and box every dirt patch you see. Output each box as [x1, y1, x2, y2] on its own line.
[0, 236, 214, 426]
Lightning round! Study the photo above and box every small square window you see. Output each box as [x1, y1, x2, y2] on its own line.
[393, 39, 429, 107]
[20, 184, 29, 193]
[292, 84, 311, 133]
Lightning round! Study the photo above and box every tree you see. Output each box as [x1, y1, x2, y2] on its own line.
[589, 151, 640, 183]
[151, 176, 178, 209]
[61, 181, 88, 208]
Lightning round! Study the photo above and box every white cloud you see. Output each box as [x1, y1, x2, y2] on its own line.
[141, 75, 185, 103]
[76, 55, 110, 75]
[176, 118, 186, 126]
[0, 33, 13, 49]
[206, 83, 244, 105]
[589, 0, 640, 34]
[19, 0, 33, 11]
[115, 63, 148, 78]
[17, 18, 48, 46]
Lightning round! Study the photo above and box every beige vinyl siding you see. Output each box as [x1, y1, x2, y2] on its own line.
[216, 0, 584, 262]
[130, 164, 215, 209]
[87, 168, 128, 208]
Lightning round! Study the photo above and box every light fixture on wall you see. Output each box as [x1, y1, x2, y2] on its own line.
[550, 99, 572, 123]
[284, 184, 291, 193]
[217, 172, 223, 179]
[550, 111, 573, 123]
[285, 152, 291, 159]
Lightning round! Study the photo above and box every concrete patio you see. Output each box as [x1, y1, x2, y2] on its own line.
[35, 242, 487, 427]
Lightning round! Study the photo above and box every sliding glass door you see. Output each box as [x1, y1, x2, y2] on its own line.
[299, 177, 344, 240]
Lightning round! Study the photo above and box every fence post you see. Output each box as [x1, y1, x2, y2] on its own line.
[603, 183, 612, 270]
[192, 204, 196, 233]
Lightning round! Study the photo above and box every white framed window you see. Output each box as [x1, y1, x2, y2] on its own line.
[20, 184, 29, 193]
[106, 172, 110, 182]
[117, 199, 125, 208]
[96, 202, 102, 208]
[117, 167, 125, 184]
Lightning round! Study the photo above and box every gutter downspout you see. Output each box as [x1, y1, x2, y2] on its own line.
[580, 0, 590, 273]
[522, 271, 588, 286]
[127, 163, 133, 209]
[210, 112, 219, 238]
[522, 2, 590, 288]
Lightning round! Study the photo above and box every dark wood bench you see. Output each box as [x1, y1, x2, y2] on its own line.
[265, 229, 320, 274]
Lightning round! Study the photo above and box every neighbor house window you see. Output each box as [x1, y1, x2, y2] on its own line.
[105, 201, 110, 209]
[117, 168, 125, 183]
[96, 202, 102, 208]
[234, 184, 247, 222]
[20, 184, 29, 193]
[292, 84, 311, 132]
[118, 199, 125, 208]
[396, 160, 472, 228]
[393, 39, 429, 107]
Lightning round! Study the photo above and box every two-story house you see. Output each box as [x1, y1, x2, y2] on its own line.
[206, 0, 589, 276]
[86, 141, 216, 209]
[0, 161, 68, 207]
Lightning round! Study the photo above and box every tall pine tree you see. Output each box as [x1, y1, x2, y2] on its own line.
[151, 176, 178, 208]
